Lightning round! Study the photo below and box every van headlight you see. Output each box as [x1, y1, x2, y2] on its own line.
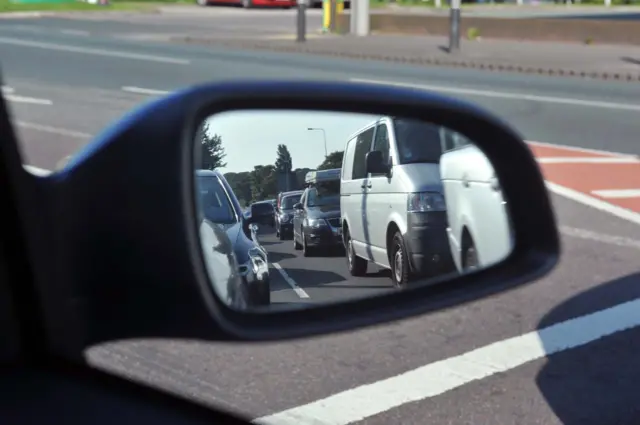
[280, 213, 291, 223]
[407, 192, 446, 213]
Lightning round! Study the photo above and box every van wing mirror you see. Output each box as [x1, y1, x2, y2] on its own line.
[365, 150, 388, 174]
[293, 202, 303, 210]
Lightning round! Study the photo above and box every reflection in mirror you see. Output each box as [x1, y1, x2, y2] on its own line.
[193, 110, 514, 313]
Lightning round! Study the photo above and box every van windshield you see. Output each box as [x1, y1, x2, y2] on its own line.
[197, 176, 237, 224]
[392, 118, 443, 165]
[307, 181, 340, 207]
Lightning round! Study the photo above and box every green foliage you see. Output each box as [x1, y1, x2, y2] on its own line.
[317, 150, 344, 170]
[198, 121, 227, 171]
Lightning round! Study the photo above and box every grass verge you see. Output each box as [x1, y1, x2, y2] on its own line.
[0, 0, 191, 13]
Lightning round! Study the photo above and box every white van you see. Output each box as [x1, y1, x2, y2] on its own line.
[439, 136, 514, 273]
[340, 116, 455, 288]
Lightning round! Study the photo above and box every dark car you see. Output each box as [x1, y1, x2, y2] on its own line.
[249, 200, 275, 227]
[196, 170, 270, 308]
[292, 180, 342, 257]
[275, 190, 304, 240]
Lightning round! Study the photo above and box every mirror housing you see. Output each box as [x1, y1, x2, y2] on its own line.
[293, 202, 303, 210]
[365, 150, 389, 175]
[30, 80, 559, 347]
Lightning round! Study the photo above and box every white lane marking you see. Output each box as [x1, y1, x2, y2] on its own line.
[1, 86, 15, 94]
[23, 164, 52, 176]
[537, 157, 640, 164]
[15, 121, 92, 139]
[60, 29, 90, 36]
[350, 78, 640, 112]
[546, 181, 640, 226]
[0, 37, 190, 65]
[255, 298, 640, 425]
[272, 262, 309, 299]
[592, 189, 640, 199]
[527, 140, 637, 159]
[5, 94, 52, 105]
[121, 86, 171, 96]
[560, 225, 640, 250]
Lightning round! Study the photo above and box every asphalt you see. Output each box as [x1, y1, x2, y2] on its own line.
[3, 8, 640, 425]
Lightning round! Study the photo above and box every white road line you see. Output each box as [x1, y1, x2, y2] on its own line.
[272, 262, 309, 299]
[1, 86, 14, 94]
[23, 164, 52, 176]
[350, 78, 640, 112]
[537, 157, 640, 164]
[0, 37, 190, 65]
[546, 181, 640, 226]
[592, 189, 640, 199]
[121, 86, 171, 96]
[559, 225, 640, 250]
[255, 298, 640, 425]
[5, 94, 53, 105]
[527, 140, 637, 158]
[15, 121, 92, 139]
[60, 29, 90, 36]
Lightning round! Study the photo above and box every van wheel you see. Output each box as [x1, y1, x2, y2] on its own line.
[462, 238, 479, 272]
[293, 229, 302, 250]
[390, 231, 411, 288]
[346, 233, 367, 276]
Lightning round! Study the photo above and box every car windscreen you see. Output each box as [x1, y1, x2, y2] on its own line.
[392, 118, 444, 165]
[281, 194, 302, 209]
[307, 181, 340, 207]
[252, 202, 274, 215]
[197, 176, 237, 224]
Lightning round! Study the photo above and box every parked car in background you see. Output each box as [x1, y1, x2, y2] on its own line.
[196, 170, 271, 308]
[275, 190, 304, 240]
[249, 200, 275, 227]
[439, 134, 513, 273]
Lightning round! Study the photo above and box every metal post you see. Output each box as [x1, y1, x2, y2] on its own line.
[448, 0, 461, 53]
[353, 0, 369, 36]
[329, 0, 337, 32]
[296, 0, 307, 42]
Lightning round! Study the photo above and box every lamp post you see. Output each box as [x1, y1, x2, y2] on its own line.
[307, 127, 328, 157]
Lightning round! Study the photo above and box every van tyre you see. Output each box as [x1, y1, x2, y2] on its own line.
[346, 232, 367, 276]
[462, 238, 479, 272]
[390, 231, 411, 288]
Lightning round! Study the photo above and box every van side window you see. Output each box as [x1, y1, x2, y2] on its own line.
[351, 127, 375, 180]
[371, 124, 390, 177]
[342, 137, 357, 180]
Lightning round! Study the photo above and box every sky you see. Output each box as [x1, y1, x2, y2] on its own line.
[204, 110, 379, 174]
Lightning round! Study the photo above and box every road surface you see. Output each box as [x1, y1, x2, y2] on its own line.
[2, 8, 640, 425]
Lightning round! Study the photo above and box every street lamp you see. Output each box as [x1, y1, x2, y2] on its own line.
[307, 127, 328, 157]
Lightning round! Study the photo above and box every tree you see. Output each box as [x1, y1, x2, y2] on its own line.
[275, 144, 293, 173]
[198, 121, 227, 170]
[317, 150, 344, 170]
[224, 172, 252, 206]
[249, 165, 278, 202]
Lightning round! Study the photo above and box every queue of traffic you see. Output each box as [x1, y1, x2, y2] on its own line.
[199, 115, 514, 308]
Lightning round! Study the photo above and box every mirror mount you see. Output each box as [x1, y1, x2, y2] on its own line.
[293, 202, 303, 210]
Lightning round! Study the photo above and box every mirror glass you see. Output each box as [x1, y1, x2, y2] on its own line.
[194, 110, 514, 312]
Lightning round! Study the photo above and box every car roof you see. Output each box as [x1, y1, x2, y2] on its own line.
[195, 169, 221, 177]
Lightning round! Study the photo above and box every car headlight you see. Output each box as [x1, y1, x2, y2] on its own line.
[307, 218, 327, 228]
[407, 192, 446, 213]
[280, 213, 291, 223]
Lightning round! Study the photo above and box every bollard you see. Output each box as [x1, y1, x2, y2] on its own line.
[448, 0, 461, 52]
[323, 0, 344, 33]
[297, 0, 307, 42]
[322, 0, 331, 33]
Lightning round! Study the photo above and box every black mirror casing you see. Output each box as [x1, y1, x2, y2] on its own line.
[6, 80, 559, 354]
[293, 202, 303, 210]
[365, 150, 388, 175]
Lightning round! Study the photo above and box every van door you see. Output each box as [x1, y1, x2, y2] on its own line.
[364, 121, 395, 267]
[344, 126, 375, 257]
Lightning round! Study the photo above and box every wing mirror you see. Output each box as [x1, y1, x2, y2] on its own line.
[365, 150, 389, 174]
[44, 80, 558, 345]
[293, 202, 303, 210]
